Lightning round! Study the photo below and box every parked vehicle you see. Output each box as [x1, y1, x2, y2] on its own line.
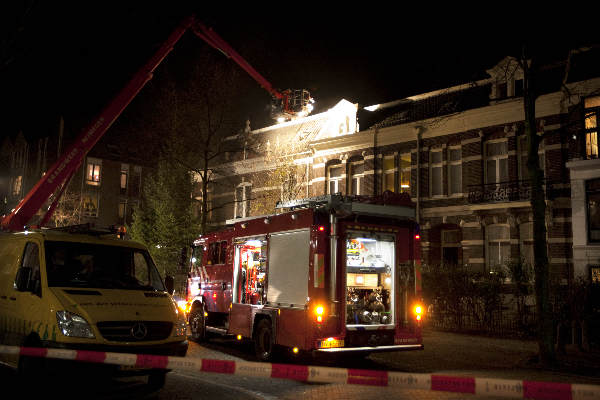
[0, 225, 188, 388]
[185, 193, 424, 361]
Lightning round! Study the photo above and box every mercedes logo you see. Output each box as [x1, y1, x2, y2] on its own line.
[130, 322, 148, 340]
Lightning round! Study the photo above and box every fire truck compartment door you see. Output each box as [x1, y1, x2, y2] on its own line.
[267, 229, 310, 307]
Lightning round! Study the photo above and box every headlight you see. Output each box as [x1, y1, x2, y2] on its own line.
[173, 310, 187, 337]
[56, 311, 95, 338]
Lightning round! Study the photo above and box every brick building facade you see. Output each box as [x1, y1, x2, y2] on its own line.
[0, 131, 146, 230]
[203, 54, 600, 283]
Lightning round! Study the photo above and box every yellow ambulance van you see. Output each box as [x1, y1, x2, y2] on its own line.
[0, 227, 188, 388]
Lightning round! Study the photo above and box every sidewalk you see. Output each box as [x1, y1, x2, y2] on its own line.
[367, 327, 600, 385]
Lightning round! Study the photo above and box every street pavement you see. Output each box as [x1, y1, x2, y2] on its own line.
[180, 325, 600, 399]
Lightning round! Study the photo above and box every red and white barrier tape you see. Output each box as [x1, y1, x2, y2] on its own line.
[1, 345, 599, 400]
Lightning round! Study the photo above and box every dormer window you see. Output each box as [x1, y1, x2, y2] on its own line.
[488, 57, 523, 101]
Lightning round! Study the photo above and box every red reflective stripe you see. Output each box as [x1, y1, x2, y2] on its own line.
[20, 347, 48, 358]
[135, 354, 169, 369]
[524, 381, 573, 400]
[431, 375, 475, 393]
[348, 369, 388, 386]
[271, 363, 309, 381]
[76, 350, 106, 364]
[201, 359, 235, 374]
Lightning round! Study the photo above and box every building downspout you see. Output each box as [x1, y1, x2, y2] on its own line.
[415, 126, 423, 224]
[329, 213, 338, 316]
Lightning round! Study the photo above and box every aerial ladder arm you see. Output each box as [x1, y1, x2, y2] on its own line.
[1, 15, 312, 231]
[1, 16, 195, 231]
[192, 23, 283, 101]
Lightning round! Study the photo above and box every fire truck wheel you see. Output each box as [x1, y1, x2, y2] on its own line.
[254, 319, 274, 362]
[189, 303, 206, 342]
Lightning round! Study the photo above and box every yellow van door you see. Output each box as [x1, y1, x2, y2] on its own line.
[3, 240, 48, 367]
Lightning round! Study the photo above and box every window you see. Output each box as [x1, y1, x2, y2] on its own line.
[399, 153, 411, 195]
[130, 166, 142, 197]
[349, 160, 364, 195]
[86, 159, 102, 186]
[485, 141, 508, 184]
[120, 164, 129, 195]
[44, 241, 164, 291]
[430, 150, 443, 196]
[519, 222, 534, 267]
[442, 229, 461, 266]
[118, 200, 126, 220]
[235, 183, 252, 218]
[383, 156, 395, 192]
[16, 242, 41, 294]
[518, 136, 545, 180]
[327, 163, 343, 194]
[587, 178, 600, 243]
[514, 79, 524, 97]
[486, 224, 510, 270]
[448, 147, 462, 195]
[82, 193, 99, 217]
[208, 241, 227, 265]
[234, 237, 267, 304]
[585, 96, 600, 159]
[12, 175, 22, 196]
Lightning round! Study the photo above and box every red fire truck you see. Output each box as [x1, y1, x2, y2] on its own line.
[185, 193, 424, 361]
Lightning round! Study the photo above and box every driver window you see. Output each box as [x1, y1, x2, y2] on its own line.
[19, 242, 41, 295]
[133, 252, 150, 284]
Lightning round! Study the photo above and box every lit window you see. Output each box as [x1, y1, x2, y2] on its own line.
[86, 159, 102, 186]
[383, 156, 395, 192]
[327, 164, 343, 194]
[399, 153, 411, 195]
[585, 96, 600, 159]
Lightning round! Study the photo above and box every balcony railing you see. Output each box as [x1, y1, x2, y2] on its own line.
[467, 179, 558, 204]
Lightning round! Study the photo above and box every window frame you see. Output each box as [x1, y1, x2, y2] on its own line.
[447, 146, 462, 196]
[399, 153, 411, 195]
[584, 96, 600, 159]
[382, 155, 396, 193]
[327, 163, 343, 195]
[517, 135, 545, 181]
[485, 140, 508, 185]
[586, 178, 600, 243]
[485, 224, 511, 271]
[85, 158, 102, 186]
[349, 160, 364, 196]
[429, 149, 444, 197]
[235, 182, 252, 219]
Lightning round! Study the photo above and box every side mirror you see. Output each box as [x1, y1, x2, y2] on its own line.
[165, 275, 174, 295]
[15, 267, 32, 292]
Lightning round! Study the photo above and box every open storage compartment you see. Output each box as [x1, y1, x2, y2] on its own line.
[345, 230, 395, 327]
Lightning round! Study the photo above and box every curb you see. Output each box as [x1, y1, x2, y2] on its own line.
[2, 345, 599, 399]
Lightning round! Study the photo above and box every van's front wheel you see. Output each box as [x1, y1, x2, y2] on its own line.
[147, 371, 167, 390]
[189, 303, 206, 342]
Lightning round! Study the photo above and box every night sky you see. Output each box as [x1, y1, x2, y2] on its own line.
[1, 3, 595, 143]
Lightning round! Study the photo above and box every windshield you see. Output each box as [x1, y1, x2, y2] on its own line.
[45, 241, 165, 291]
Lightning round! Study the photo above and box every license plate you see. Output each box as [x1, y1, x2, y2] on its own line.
[318, 339, 344, 348]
